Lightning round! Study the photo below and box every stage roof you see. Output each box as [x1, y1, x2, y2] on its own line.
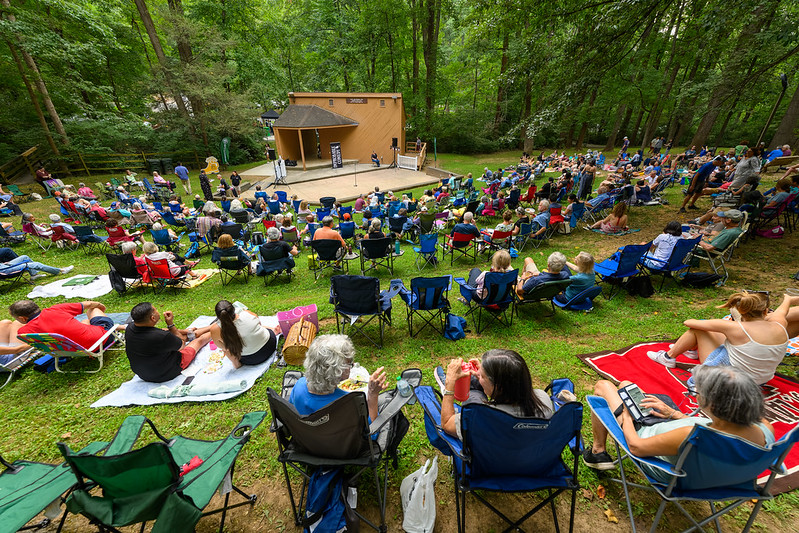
[261, 109, 280, 119]
[273, 105, 358, 129]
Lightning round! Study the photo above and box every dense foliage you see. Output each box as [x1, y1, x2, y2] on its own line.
[1, 0, 799, 163]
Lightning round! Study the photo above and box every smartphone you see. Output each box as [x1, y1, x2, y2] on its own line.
[619, 384, 652, 420]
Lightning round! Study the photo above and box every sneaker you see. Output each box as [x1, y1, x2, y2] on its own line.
[687, 205, 700, 210]
[60, 265, 75, 274]
[434, 366, 447, 396]
[687, 218, 699, 225]
[30, 273, 48, 281]
[647, 349, 676, 368]
[582, 449, 616, 471]
[678, 207, 686, 213]
[682, 349, 699, 360]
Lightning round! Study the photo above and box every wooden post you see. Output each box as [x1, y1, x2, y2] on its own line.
[77, 152, 91, 176]
[193, 150, 201, 169]
[298, 129, 306, 171]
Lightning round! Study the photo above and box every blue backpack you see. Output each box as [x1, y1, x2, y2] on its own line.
[444, 313, 467, 341]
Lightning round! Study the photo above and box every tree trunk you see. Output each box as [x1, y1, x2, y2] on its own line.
[410, 0, 419, 117]
[604, 103, 627, 151]
[521, 74, 533, 151]
[384, 14, 396, 92]
[421, 0, 441, 130]
[770, 81, 799, 149]
[132, 0, 191, 119]
[576, 86, 598, 150]
[493, 29, 509, 132]
[3, 0, 69, 145]
[631, 109, 645, 146]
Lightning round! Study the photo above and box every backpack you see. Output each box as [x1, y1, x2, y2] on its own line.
[185, 241, 200, 258]
[444, 313, 467, 341]
[625, 275, 654, 298]
[304, 469, 358, 533]
[108, 269, 127, 294]
[756, 226, 784, 238]
[681, 272, 723, 288]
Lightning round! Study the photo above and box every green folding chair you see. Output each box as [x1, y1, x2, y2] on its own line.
[57, 412, 267, 533]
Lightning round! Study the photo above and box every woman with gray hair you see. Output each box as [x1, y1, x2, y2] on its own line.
[583, 365, 775, 478]
[289, 334, 387, 420]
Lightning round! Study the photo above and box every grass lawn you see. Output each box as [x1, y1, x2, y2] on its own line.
[1, 152, 798, 532]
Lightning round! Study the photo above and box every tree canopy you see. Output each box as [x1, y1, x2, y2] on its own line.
[1, 0, 798, 164]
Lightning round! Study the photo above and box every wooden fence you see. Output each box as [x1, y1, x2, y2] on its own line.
[0, 146, 203, 184]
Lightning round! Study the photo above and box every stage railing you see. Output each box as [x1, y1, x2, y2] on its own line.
[397, 154, 418, 171]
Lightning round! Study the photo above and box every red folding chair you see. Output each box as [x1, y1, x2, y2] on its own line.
[441, 231, 478, 265]
[145, 256, 191, 293]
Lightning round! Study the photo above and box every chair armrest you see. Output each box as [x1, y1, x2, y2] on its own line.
[88, 326, 120, 353]
[453, 277, 473, 290]
[369, 390, 413, 435]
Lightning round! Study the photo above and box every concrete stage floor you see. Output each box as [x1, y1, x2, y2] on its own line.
[240, 163, 439, 204]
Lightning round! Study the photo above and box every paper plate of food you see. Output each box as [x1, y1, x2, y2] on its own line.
[339, 364, 370, 393]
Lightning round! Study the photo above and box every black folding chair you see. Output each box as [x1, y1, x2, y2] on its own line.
[213, 247, 251, 286]
[359, 237, 395, 275]
[267, 369, 421, 533]
[515, 278, 573, 317]
[331, 275, 391, 348]
[309, 239, 351, 281]
[106, 253, 144, 294]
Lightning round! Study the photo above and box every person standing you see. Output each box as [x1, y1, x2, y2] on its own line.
[680, 156, 725, 212]
[198, 170, 213, 201]
[34, 165, 51, 195]
[174, 162, 191, 194]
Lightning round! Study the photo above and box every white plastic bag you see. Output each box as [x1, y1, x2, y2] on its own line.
[400, 457, 438, 533]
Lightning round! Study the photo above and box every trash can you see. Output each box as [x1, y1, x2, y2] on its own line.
[146, 159, 163, 175]
[161, 158, 174, 174]
[267, 148, 276, 160]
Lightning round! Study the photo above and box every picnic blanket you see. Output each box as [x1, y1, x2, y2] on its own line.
[587, 227, 642, 237]
[577, 340, 799, 493]
[91, 314, 277, 408]
[27, 274, 113, 299]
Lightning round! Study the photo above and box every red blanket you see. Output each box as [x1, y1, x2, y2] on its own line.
[578, 340, 799, 493]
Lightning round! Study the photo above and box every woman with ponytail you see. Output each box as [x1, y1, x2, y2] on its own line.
[209, 300, 280, 368]
[647, 291, 792, 384]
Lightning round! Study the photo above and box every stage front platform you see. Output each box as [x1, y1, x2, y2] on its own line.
[239, 162, 439, 204]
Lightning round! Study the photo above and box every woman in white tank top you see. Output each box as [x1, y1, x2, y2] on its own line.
[209, 300, 280, 368]
[647, 291, 791, 383]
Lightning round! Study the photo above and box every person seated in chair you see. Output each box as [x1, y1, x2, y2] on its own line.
[289, 334, 386, 421]
[435, 349, 554, 440]
[0, 317, 30, 364]
[582, 366, 776, 478]
[696, 209, 742, 253]
[365, 218, 385, 239]
[77, 182, 96, 200]
[208, 300, 280, 369]
[48, 214, 76, 236]
[21, 213, 53, 237]
[449, 211, 481, 240]
[125, 302, 212, 383]
[555, 251, 596, 304]
[465, 250, 513, 300]
[516, 251, 570, 297]
[642, 221, 683, 268]
[10, 299, 119, 351]
[152, 222, 179, 241]
[143, 241, 200, 279]
[314, 216, 351, 253]
[259, 227, 298, 274]
[212, 233, 250, 268]
[371, 150, 381, 167]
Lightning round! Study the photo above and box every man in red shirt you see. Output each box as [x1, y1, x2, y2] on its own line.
[10, 300, 121, 351]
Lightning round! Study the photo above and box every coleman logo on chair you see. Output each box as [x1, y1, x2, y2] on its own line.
[301, 414, 329, 426]
[513, 422, 548, 430]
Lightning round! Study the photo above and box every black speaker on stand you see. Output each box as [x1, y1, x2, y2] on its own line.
[388, 138, 399, 169]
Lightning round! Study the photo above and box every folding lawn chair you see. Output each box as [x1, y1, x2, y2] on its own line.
[359, 237, 395, 275]
[413, 233, 439, 270]
[219, 223, 244, 242]
[213, 246, 251, 286]
[387, 215, 407, 236]
[319, 196, 336, 209]
[416, 384, 582, 533]
[145, 256, 191, 293]
[21, 223, 53, 252]
[150, 228, 184, 253]
[568, 202, 586, 230]
[106, 253, 144, 294]
[331, 275, 391, 348]
[515, 278, 572, 317]
[482, 229, 512, 256]
[398, 275, 451, 337]
[257, 252, 294, 285]
[640, 236, 701, 291]
[160, 211, 187, 228]
[0, 347, 37, 389]
[552, 285, 603, 312]
[16, 328, 121, 373]
[74, 225, 109, 255]
[0, 262, 33, 289]
[442, 231, 479, 266]
[267, 369, 421, 533]
[57, 412, 267, 533]
[417, 212, 436, 235]
[455, 269, 518, 333]
[0, 225, 26, 245]
[594, 242, 651, 300]
[686, 230, 745, 287]
[309, 239, 351, 281]
[587, 395, 799, 533]
[6, 184, 32, 203]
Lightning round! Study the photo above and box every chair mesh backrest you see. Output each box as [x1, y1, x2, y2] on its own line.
[675, 425, 798, 492]
[480, 269, 518, 305]
[388, 216, 407, 233]
[517, 222, 532, 237]
[106, 253, 140, 278]
[361, 238, 392, 259]
[419, 213, 436, 233]
[275, 191, 288, 203]
[59, 442, 179, 499]
[267, 388, 371, 460]
[319, 197, 336, 209]
[150, 229, 173, 245]
[331, 275, 380, 315]
[268, 201, 281, 215]
[664, 236, 701, 270]
[338, 222, 355, 239]
[411, 276, 449, 310]
[232, 210, 249, 224]
[615, 243, 650, 274]
[461, 402, 582, 482]
[146, 257, 175, 279]
[311, 239, 343, 261]
[220, 224, 243, 239]
[418, 233, 438, 253]
[525, 279, 572, 301]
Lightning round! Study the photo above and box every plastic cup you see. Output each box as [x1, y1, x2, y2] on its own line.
[454, 362, 473, 402]
[209, 341, 217, 351]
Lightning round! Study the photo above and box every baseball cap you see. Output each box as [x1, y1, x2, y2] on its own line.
[717, 209, 742, 221]
[342, 212, 351, 220]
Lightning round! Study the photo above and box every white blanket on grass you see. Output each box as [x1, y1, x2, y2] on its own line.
[27, 274, 113, 300]
[91, 315, 278, 408]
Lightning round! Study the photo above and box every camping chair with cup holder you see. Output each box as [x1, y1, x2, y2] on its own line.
[145, 256, 192, 294]
[594, 242, 652, 300]
[212, 245, 251, 286]
[640, 236, 701, 291]
[106, 253, 145, 295]
[74, 225, 109, 255]
[331, 275, 391, 348]
[359, 237, 395, 275]
[455, 269, 518, 333]
[397, 275, 451, 337]
[412, 233, 439, 270]
[441, 231, 479, 266]
[309, 239, 353, 281]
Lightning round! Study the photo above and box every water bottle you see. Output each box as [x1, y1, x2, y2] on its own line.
[397, 377, 412, 397]
[394, 239, 401, 255]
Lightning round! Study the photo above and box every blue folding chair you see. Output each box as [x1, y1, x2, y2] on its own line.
[160, 211, 186, 228]
[274, 191, 288, 204]
[455, 269, 518, 333]
[413, 233, 439, 270]
[254, 191, 268, 203]
[587, 395, 799, 533]
[569, 202, 586, 229]
[315, 208, 330, 220]
[338, 221, 356, 244]
[267, 200, 281, 216]
[594, 242, 651, 300]
[291, 199, 301, 213]
[338, 205, 352, 219]
[150, 228, 183, 252]
[387, 201, 401, 218]
[640, 236, 701, 291]
[552, 284, 603, 312]
[221, 199, 232, 213]
[152, 201, 164, 213]
[416, 384, 582, 533]
[398, 276, 451, 337]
